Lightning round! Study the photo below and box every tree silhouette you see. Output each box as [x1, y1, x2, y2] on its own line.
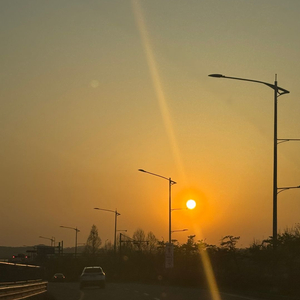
[84, 224, 102, 255]
[220, 235, 240, 251]
[132, 228, 146, 251]
[146, 231, 158, 252]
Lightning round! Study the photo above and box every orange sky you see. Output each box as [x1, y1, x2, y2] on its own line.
[1, 0, 300, 248]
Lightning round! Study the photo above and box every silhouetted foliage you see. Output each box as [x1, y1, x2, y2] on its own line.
[220, 235, 240, 251]
[146, 231, 158, 252]
[132, 228, 146, 251]
[33, 224, 300, 298]
[83, 224, 101, 256]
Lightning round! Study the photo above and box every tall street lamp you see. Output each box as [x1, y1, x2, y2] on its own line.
[209, 73, 290, 248]
[94, 208, 120, 253]
[138, 169, 176, 244]
[60, 226, 80, 257]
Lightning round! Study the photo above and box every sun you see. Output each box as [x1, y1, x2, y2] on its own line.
[186, 199, 196, 210]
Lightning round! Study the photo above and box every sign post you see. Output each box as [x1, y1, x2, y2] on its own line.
[165, 243, 174, 268]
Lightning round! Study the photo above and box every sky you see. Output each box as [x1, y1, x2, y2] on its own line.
[1, 0, 300, 248]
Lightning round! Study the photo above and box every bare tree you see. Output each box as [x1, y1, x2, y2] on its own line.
[146, 231, 158, 252]
[132, 228, 148, 251]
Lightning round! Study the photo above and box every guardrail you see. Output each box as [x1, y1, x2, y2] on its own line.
[0, 261, 44, 283]
[0, 280, 47, 299]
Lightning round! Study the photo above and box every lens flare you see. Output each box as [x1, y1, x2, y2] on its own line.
[132, 2, 221, 299]
[131, 0, 186, 181]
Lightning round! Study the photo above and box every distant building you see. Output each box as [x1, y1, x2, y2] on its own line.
[36, 245, 55, 257]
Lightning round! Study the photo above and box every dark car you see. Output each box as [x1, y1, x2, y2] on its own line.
[52, 273, 66, 282]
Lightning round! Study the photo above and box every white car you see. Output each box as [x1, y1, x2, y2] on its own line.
[80, 266, 106, 289]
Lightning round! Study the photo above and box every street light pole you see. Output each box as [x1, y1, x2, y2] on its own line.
[168, 177, 172, 244]
[273, 79, 278, 248]
[138, 169, 176, 244]
[94, 208, 120, 253]
[209, 74, 290, 248]
[60, 226, 80, 257]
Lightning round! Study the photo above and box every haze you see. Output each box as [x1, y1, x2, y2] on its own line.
[1, 0, 300, 248]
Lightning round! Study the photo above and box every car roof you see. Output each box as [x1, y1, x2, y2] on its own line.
[82, 266, 104, 273]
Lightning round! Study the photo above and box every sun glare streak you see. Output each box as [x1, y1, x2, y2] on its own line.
[131, 0, 186, 182]
[200, 249, 221, 300]
[194, 226, 221, 300]
[132, 2, 221, 299]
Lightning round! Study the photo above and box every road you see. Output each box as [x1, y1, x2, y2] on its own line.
[47, 282, 275, 300]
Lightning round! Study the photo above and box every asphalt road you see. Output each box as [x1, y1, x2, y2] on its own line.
[47, 282, 277, 300]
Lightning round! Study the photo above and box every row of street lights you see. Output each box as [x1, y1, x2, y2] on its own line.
[209, 73, 300, 248]
[57, 168, 192, 260]
[46, 74, 299, 255]
[56, 164, 196, 265]
[59, 209, 121, 257]
[58, 179, 190, 261]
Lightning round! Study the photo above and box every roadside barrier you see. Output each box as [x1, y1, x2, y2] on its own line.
[0, 280, 47, 299]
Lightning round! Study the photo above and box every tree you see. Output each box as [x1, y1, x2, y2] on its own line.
[220, 235, 241, 275]
[146, 231, 158, 252]
[179, 235, 199, 254]
[220, 235, 240, 252]
[132, 228, 146, 251]
[84, 224, 102, 255]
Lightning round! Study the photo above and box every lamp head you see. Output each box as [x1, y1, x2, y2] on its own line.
[208, 74, 224, 78]
[138, 169, 146, 172]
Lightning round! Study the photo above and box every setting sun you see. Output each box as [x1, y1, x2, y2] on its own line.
[186, 199, 196, 210]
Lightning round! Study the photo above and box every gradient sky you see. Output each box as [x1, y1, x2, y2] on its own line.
[1, 0, 300, 248]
